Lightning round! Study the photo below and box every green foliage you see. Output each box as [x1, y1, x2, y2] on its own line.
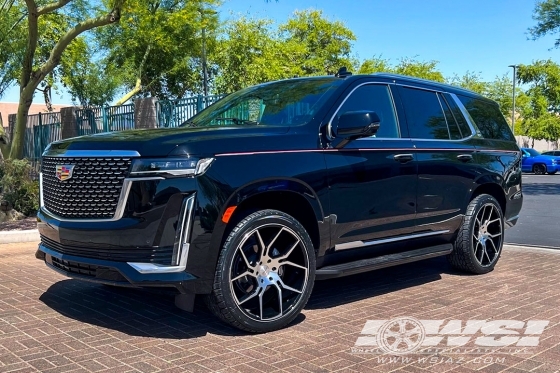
[213, 9, 356, 93]
[393, 57, 444, 82]
[213, 17, 289, 92]
[0, 159, 39, 216]
[357, 56, 392, 74]
[447, 71, 488, 94]
[357, 56, 444, 82]
[100, 0, 220, 100]
[279, 9, 356, 76]
[529, 0, 560, 47]
[60, 38, 121, 107]
[517, 60, 560, 141]
[0, 1, 26, 98]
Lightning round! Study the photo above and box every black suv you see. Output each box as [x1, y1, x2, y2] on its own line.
[36, 73, 523, 332]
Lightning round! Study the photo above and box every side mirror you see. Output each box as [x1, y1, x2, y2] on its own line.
[333, 111, 381, 148]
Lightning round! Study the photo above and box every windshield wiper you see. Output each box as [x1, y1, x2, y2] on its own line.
[215, 117, 259, 125]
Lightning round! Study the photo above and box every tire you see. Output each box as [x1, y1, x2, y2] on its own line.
[533, 164, 546, 175]
[448, 194, 504, 274]
[547, 171, 557, 175]
[206, 209, 316, 332]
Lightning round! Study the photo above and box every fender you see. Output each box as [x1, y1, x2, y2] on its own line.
[219, 177, 325, 223]
[183, 176, 327, 295]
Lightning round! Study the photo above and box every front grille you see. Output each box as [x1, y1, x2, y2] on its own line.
[41, 235, 173, 264]
[41, 156, 132, 219]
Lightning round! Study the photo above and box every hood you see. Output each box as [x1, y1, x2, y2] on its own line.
[46, 126, 291, 157]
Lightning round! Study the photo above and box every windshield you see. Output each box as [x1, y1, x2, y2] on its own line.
[524, 148, 541, 156]
[182, 78, 342, 127]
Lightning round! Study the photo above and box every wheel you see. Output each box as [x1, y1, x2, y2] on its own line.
[547, 171, 557, 175]
[533, 164, 546, 175]
[448, 194, 504, 274]
[206, 209, 316, 332]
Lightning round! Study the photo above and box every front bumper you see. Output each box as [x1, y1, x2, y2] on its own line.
[36, 244, 195, 288]
[37, 172, 201, 287]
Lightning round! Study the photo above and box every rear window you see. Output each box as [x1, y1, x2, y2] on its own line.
[457, 95, 515, 142]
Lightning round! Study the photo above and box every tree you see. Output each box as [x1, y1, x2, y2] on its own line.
[357, 56, 392, 74]
[8, 0, 126, 159]
[393, 57, 444, 82]
[280, 10, 356, 76]
[97, 0, 219, 104]
[213, 17, 293, 93]
[516, 60, 560, 141]
[447, 71, 488, 94]
[213, 10, 356, 93]
[0, 1, 27, 99]
[529, 0, 560, 47]
[59, 39, 122, 107]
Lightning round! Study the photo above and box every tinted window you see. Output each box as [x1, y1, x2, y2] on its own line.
[458, 95, 515, 141]
[183, 78, 342, 127]
[399, 87, 449, 139]
[337, 84, 399, 138]
[443, 93, 473, 138]
[438, 93, 462, 140]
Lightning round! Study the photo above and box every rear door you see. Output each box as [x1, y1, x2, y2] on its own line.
[395, 85, 478, 236]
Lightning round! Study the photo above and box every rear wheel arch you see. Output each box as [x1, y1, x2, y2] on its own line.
[470, 183, 506, 214]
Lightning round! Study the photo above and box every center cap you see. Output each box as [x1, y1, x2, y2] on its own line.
[258, 265, 271, 277]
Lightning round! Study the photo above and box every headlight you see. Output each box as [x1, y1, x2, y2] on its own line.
[130, 157, 214, 177]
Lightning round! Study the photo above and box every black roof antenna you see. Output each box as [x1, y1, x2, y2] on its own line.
[335, 66, 352, 78]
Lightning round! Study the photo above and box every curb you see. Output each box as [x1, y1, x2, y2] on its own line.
[503, 243, 560, 253]
[0, 229, 40, 244]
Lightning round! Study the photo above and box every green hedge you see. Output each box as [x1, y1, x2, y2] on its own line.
[0, 159, 39, 216]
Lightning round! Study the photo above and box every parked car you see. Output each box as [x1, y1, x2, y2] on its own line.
[541, 150, 560, 162]
[521, 148, 558, 175]
[36, 71, 523, 332]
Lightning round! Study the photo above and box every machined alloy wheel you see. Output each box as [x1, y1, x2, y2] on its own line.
[206, 209, 315, 332]
[533, 164, 546, 175]
[448, 194, 504, 274]
[471, 203, 503, 268]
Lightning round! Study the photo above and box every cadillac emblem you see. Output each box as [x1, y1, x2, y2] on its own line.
[55, 165, 75, 181]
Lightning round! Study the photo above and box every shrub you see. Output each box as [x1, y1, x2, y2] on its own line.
[0, 159, 40, 216]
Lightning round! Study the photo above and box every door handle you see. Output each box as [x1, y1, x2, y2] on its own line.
[393, 154, 414, 163]
[457, 154, 473, 162]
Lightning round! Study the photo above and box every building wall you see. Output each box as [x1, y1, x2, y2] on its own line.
[516, 136, 559, 151]
[0, 102, 70, 127]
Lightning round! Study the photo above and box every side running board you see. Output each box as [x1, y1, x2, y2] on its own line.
[315, 244, 453, 280]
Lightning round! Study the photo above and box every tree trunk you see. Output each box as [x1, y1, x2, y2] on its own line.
[114, 79, 142, 105]
[7, 0, 124, 159]
[9, 86, 35, 159]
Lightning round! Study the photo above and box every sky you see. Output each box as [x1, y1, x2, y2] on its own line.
[4, 0, 560, 105]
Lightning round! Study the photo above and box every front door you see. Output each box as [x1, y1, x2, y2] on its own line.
[325, 83, 418, 255]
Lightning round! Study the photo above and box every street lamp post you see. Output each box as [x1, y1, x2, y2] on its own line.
[509, 65, 518, 135]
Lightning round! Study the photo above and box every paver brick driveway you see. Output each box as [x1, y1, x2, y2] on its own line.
[1, 242, 560, 373]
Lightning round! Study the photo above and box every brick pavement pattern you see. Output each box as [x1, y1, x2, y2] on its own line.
[0, 242, 559, 373]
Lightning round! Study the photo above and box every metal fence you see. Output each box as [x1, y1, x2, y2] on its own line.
[76, 104, 135, 136]
[156, 94, 224, 128]
[4, 94, 226, 178]
[26, 112, 62, 172]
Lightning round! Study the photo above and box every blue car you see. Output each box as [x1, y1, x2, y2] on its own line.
[521, 148, 558, 175]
